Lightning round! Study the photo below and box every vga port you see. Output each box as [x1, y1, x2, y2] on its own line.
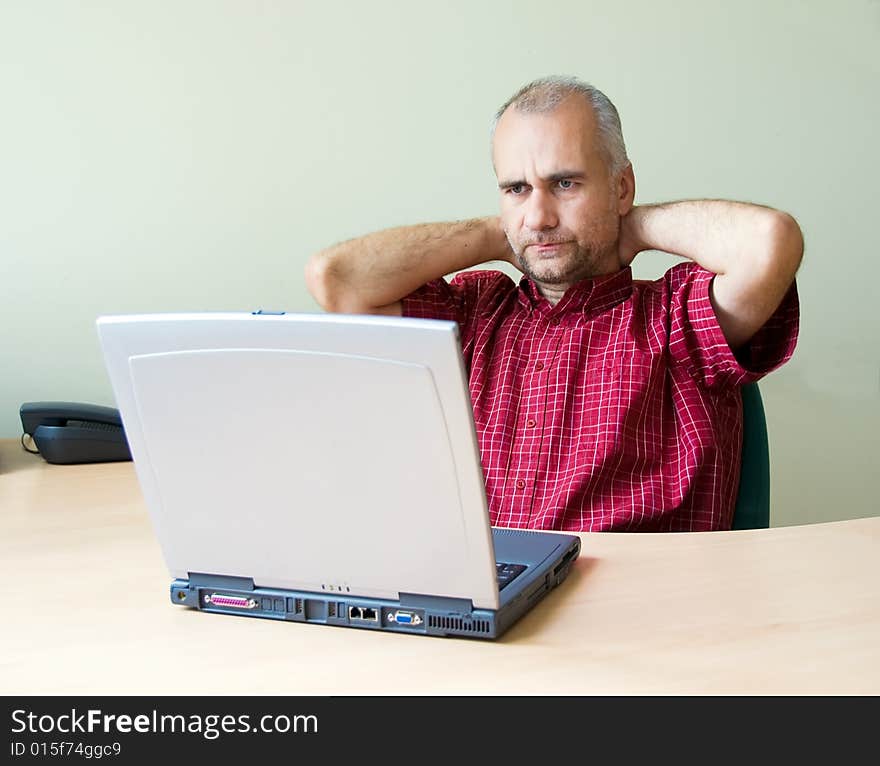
[388, 610, 422, 626]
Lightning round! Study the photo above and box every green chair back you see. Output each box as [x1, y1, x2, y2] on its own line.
[732, 383, 771, 529]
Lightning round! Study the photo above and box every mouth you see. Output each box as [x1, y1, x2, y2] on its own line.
[528, 241, 570, 256]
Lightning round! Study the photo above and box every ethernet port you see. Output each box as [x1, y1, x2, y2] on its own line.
[348, 606, 363, 620]
[361, 607, 378, 622]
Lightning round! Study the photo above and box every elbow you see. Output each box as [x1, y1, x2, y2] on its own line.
[305, 246, 392, 315]
[304, 251, 342, 312]
[769, 211, 804, 275]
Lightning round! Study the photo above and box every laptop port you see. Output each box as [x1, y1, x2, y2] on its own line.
[204, 594, 257, 609]
[553, 546, 578, 576]
[348, 606, 379, 622]
[388, 610, 422, 626]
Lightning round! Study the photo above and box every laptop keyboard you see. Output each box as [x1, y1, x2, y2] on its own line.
[495, 562, 527, 591]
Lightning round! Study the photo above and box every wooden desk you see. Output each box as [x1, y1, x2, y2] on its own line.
[1, 439, 878, 695]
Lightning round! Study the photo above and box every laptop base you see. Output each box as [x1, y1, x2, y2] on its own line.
[170, 536, 579, 641]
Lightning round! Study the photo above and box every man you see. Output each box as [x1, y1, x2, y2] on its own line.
[305, 76, 802, 532]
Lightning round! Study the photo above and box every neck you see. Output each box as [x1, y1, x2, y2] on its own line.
[533, 264, 624, 306]
[535, 283, 568, 306]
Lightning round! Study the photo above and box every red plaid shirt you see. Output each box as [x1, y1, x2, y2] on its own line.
[402, 263, 799, 531]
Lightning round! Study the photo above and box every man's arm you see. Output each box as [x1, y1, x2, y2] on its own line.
[618, 200, 804, 350]
[305, 217, 513, 315]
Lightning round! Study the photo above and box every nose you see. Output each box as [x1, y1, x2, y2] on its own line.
[523, 188, 558, 231]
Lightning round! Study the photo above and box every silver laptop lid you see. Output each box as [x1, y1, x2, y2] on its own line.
[97, 312, 500, 609]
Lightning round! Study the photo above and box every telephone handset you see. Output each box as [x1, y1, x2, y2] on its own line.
[20, 401, 132, 465]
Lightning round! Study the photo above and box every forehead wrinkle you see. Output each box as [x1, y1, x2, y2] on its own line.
[493, 109, 595, 186]
[493, 95, 606, 181]
[498, 169, 586, 189]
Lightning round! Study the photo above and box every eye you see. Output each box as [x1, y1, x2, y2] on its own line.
[508, 184, 526, 195]
[557, 179, 574, 190]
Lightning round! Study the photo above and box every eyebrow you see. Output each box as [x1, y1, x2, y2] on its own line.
[497, 170, 586, 189]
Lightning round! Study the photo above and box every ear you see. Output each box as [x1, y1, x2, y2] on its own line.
[617, 163, 635, 216]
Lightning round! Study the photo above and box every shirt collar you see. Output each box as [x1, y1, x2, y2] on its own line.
[517, 266, 634, 320]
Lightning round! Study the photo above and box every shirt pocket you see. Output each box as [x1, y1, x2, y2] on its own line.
[583, 351, 664, 465]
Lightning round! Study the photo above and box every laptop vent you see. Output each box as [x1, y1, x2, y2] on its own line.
[428, 616, 491, 635]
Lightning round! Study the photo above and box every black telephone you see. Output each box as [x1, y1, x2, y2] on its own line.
[20, 401, 132, 465]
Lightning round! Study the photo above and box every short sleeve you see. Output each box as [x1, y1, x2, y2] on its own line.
[401, 269, 515, 348]
[667, 263, 800, 390]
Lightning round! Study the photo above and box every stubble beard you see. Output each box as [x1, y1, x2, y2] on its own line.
[509, 235, 619, 286]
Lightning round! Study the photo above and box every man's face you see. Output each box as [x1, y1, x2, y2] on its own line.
[492, 96, 631, 289]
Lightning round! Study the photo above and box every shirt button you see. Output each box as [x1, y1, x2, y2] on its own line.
[516, 479, 525, 489]
[526, 418, 536, 428]
[549, 317, 560, 326]
[535, 361, 545, 371]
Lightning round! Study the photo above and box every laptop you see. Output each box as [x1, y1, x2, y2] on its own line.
[96, 311, 580, 639]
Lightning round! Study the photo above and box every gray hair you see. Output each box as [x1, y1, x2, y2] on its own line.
[491, 76, 629, 177]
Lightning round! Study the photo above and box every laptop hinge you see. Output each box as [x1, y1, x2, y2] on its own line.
[187, 572, 255, 591]
[399, 593, 474, 613]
